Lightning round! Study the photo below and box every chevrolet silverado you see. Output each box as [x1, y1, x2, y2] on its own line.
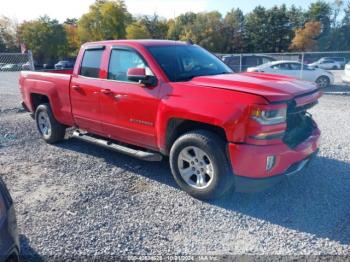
[19, 40, 321, 199]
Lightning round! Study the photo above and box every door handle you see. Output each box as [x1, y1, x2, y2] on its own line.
[72, 85, 80, 90]
[101, 88, 112, 94]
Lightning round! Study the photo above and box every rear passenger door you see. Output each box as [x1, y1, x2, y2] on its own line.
[70, 46, 104, 134]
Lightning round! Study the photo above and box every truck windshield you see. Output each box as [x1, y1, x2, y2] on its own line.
[147, 45, 233, 82]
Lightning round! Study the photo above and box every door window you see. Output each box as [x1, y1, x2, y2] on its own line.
[79, 49, 104, 78]
[289, 63, 302, 70]
[271, 63, 289, 70]
[108, 49, 153, 82]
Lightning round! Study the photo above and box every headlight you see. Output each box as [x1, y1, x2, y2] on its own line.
[251, 107, 287, 125]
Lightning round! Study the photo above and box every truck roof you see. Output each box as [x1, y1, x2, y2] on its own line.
[83, 39, 189, 47]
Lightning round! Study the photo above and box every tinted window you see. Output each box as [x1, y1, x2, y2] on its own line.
[147, 45, 232, 82]
[289, 63, 302, 70]
[80, 49, 104, 78]
[108, 49, 152, 82]
[244, 57, 258, 67]
[271, 63, 289, 70]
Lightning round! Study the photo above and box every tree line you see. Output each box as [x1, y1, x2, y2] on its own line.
[1, 0, 350, 63]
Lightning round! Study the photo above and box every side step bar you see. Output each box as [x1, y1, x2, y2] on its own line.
[72, 130, 163, 162]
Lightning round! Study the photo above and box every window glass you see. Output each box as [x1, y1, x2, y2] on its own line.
[80, 49, 103, 78]
[108, 49, 152, 82]
[271, 63, 289, 70]
[244, 57, 258, 66]
[147, 45, 232, 82]
[289, 63, 302, 70]
[262, 57, 272, 64]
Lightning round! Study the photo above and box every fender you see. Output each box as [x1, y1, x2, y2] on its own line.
[155, 82, 269, 152]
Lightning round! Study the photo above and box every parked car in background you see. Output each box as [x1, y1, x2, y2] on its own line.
[342, 62, 350, 83]
[54, 60, 75, 70]
[0, 64, 22, 72]
[321, 57, 346, 68]
[222, 54, 276, 72]
[308, 58, 342, 70]
[0, 63, 6, 70]
[43, 63, 54, 70]
[0, 178, 19, 262]
[22, 61, 33, 71]
[247, 61, 334, 88]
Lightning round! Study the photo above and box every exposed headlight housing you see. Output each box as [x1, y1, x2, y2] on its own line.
[251, 107, 287, 125]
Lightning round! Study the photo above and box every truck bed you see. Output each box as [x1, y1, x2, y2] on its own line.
[19, 70, 74, 126]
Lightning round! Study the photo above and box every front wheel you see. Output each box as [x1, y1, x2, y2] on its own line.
[316, 76, 330, 88]
[35, 103, 66, 144]
[169, 130, 234, 200]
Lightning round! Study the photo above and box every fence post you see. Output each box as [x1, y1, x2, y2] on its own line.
[239, 53, 243, 72]
[300, 52, 305, 79]
[28, 50, 35, 71]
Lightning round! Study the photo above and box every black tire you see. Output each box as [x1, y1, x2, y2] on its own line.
[316, 76, 330, 88]
[332, 65, 337, 70]
[169, 130, 234, 200]
[35, 103, 66, 144]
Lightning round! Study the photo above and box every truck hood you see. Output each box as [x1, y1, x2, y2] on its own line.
[190, 72, 319, 102]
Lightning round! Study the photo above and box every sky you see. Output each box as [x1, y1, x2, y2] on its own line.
[0, 0, 316, 22]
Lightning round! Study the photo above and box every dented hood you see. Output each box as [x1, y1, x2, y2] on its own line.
[190, 72, 319, 102]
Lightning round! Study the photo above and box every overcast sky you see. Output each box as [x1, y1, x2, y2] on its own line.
[0, 0, 315, 22]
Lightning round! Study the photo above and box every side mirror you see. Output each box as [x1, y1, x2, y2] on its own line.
[127, 68, 157, 87]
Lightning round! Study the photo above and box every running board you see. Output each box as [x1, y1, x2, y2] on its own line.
[72, 130, 163, 162]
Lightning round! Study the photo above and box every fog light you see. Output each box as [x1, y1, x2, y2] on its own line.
[266, 156, 276, 171]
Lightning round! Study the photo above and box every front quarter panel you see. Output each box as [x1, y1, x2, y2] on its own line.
[156, 82, 268, 151]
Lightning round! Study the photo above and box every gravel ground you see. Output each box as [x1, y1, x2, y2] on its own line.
[0, 72, 350, 259]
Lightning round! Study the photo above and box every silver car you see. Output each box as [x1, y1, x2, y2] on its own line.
[342, 62, 350, 83]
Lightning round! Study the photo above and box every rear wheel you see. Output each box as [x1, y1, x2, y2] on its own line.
[169, 130, 234, 200]
[35, 103, 66, 144]
[316, 76, 330, 88]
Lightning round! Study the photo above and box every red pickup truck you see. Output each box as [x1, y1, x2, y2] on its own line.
[19, 40, 321, 199]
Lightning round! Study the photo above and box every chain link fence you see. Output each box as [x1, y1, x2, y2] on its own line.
[0, 51, 34, 72]
[219, 51, 350, 89]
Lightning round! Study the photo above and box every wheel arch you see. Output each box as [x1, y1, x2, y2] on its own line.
[164, 118, 227, 155]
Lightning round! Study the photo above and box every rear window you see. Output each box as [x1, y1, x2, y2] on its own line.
[80, 49, 104, 78]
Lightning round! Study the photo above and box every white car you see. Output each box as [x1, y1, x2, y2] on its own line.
[247, 61, 334, 88]
[308, 58, 342, 70]
[342, 62, 350, 83]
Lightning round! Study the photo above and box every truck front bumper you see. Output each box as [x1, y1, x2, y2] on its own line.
[228, 127, 321, 192]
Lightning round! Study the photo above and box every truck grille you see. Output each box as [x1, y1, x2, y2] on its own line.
[283, 101, 316, 149]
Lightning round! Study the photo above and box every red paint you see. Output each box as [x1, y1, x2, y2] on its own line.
[19, 40, 321, 183]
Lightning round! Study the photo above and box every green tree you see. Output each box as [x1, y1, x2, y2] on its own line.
[0, 16, 18, 52]
[167, 12, 197, 40]
[288, 5, 306, 29]
[64, 19, 80, 56]
[126, 22, 151, 39]
[18, 16, 67, 63]
[307, 1, 332, 34]
[181, 11, 225, 52]
[77, 0, 131, 43]
[222, 8, 245, 53]
[245, 5, 294, 52]
[138, 14, 168, 39]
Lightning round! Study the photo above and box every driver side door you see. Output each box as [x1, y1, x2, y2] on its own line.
[99, 47, 161, 149]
